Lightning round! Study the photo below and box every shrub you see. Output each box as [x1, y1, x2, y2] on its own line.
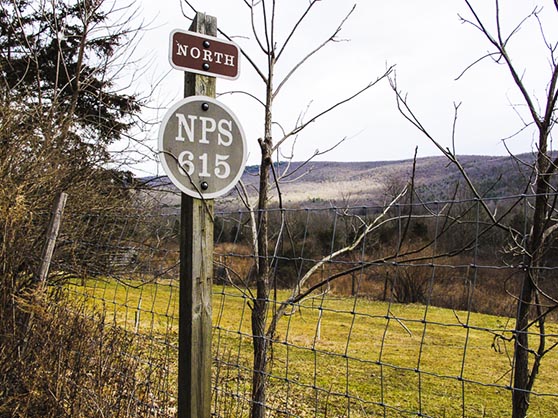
[0, 290, 174, 417]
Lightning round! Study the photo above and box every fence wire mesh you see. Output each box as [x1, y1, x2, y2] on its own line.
[49, 192, 558, 417]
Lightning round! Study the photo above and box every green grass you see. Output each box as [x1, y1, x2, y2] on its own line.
[63, 278, 558, 417]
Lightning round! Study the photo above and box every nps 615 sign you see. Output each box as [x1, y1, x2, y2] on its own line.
[158, 96, 247, 199]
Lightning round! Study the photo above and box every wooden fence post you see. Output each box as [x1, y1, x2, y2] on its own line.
[36, 192, 68, 288]
[178, 12, 216, 418]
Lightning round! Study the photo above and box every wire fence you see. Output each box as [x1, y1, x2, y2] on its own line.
[48, 191, 558, 417]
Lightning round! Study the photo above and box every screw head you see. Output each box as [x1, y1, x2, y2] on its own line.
[200, 181, 209, 191]
[203, 40, 210, 48]
[201, 102, 209, 111]
[202, 62, 210, 71]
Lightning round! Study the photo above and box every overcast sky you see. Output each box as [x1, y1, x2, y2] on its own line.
[128, 0, 555, 176]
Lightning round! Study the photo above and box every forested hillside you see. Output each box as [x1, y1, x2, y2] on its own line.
[148, 153, 540, 209]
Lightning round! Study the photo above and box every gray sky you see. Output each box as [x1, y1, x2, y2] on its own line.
[129, 0, 554, 176]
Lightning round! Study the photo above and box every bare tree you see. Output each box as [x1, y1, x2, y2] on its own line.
[391, 1, 558, 416]
[181, 1, 393, 416]
[0, 0, 153, 414]
[0, 0, 148, 290]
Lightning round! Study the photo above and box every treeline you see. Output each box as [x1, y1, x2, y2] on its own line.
[213, 193, 558, 318]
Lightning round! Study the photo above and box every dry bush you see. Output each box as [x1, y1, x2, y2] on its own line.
[304, 256, 523, 319]
[215, 243, 255, 286]
[0, 290, 174, 417]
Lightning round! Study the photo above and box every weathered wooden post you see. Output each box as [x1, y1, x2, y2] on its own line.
[36, 191, 68, 289]
[158, 13, 243, 417]
[180, 14, 216, 418]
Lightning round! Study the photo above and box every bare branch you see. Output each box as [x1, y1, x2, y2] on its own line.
[252, 0, 271, 55]
[299, 186, 407, 293]
[276, 136, 348, 184]
[218, 27, 267, 83]
[272, 66, 393, 153]
[273, 4, 355, 99]
[462, 0, 543, 129]
[181, 0, 197, 19]
[454, 51, 500, 81]
[275, 0, 323, 61]
[217, 90, 266, 107]
[390, 74, 519, 236]
[261, 0, 273, 56]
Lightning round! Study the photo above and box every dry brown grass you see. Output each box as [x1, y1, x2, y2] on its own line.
[0, 289, 175, 417]
[320, 261, 529, 319]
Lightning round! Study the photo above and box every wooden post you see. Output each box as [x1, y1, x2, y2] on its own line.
[36, 192, 68, 288]
[178, 12, 216, 418]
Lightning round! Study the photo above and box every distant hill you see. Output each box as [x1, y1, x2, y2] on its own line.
[143, 153, 538, 209]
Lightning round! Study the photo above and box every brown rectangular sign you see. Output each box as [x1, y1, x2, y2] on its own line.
[169, 29, 240, 80]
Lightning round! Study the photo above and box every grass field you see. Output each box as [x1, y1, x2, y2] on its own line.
[64, 278, 558, 417]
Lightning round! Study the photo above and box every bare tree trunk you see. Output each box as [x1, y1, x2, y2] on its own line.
[512, 137, 550, 418]
[251, 286, 269, 418]
[251, 158, 270, 418]
[215, 4, 389, 416]
[251, 62, 274, 418]
[513, 272, 534, 418]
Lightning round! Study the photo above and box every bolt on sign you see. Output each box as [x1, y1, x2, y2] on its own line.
[169, 29, 240, 80]
[158, 96, 247, 199]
